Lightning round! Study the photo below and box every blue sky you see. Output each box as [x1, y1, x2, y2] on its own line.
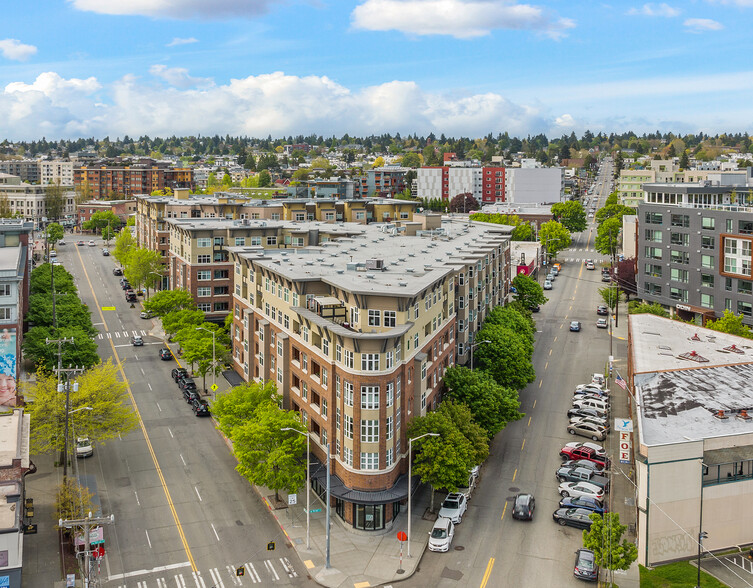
[1, 0, 752, 141]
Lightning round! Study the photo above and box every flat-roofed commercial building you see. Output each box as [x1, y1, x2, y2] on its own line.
[629, 314, 753, 565]
[227, 214, 511, 531]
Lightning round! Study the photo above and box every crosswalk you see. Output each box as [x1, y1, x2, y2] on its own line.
[98, 330, 148, 340]
[112, 557, 298, 587]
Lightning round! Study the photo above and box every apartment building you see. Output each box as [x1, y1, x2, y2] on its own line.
[0, 174, 76, 227]
[356, 167, 410, 198]
[74, 163, 194, 198]
[637, 182, 753, 325]
[77, 200, 137, 226]
[228, 215, 512, 531]
[0, 160, 39, 184]
[39, 160, 74, 186]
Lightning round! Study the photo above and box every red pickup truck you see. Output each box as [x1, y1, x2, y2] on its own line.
[559, 445, 610, 468]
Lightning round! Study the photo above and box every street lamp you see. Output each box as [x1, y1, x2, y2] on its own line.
[407, 432, 439, 558]
[541, 236, 564, 274]
[195, 326, 216, 397]
[469, 339, 491, 371]
[69, 406, 93, 415]
[281, 427, 311, 550]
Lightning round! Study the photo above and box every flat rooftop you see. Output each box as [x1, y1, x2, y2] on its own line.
[630, 314, 753, 446]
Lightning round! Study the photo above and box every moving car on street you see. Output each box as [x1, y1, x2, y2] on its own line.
[596, 304, 608, 315]
[511, 493, 535, 520]
[569, 321, 581, 332]
[131, 335, 144, 346]
[544, 280, 553, 290]
[596, 317, 608, 329]
[76, 437, 94, 458]
[159, 347, 172, 360]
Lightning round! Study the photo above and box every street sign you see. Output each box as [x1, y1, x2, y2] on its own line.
[397, 531, 407, 542]
[102, 307, 117, 311]
[308, 508, 322, 513]
[615, 418, 633, 432]
[211, 383, 218, 391]
[66, 575, 76, 588]
[267, 542, 275, 551]
[619, 431, 631, 464]
[288, 494, 297, 505]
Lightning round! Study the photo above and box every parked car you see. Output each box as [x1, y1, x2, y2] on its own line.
[76, 240, 85, 246]
[113, 267, 123, 276]
[572, 397, 610, 415]
[438, 492, 467, 524]
[529, 304, 540, 313]
[192, 398, 211, 417]
[558, 481, 605, 501]
[601, 273, 611, 282]
[428, 517, 455, 553]
[553, 508, 596, 530]
[575, 382, 608, 394]
[159, 348, 172, 360]
[561, 459, 605, 473]
[511, 493, 535, 520]
[140, 310, 154, 319]
[559, 496, 606, 514]
[596, 318, 608, 329]
[596, 304, 608, 315]
[543, 280, 553, 290]
[171, 368, 189, 382]
[183, 388, 200, 404]
[131, 335, 144, 346]
[574, 548, 599, 582]
[585, 260, 595, 270]
[102, 249, 110, 256]
[567, 405, 609, 420]
[179, 377, 196, 391]
[569, 321, 581, 332]
[126, 292, 137, 303]
[559, 445, 610, 469]
[569, 416, 610, 432]
[76, 436, 94, 458]
[563, 442, 606, 457]
[555, 466, 610, 491]
[546, 272, 555, 282]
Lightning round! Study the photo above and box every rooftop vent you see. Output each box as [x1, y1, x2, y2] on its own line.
[336, 269, 344, 274]
[365, 273, 375, 279]
[678, 350, 709, 363]
[398, 282, 408, 287]
[713, 410, 729, 420]
[737, 409, 752, 421]
[724, 344, 745, 354]
[406, 268, 415, 273]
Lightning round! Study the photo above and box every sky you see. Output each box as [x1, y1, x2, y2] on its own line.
[1, 0, 752, 141]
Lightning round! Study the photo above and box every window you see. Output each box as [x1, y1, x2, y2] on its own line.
[197, 237, 211, 248]
[344, 349, 354, 369]
[214, 286, 228, 295]
[361, 386, 379, 409]
[384, 311, 396, 327]
[738, 280, 753, 295]
[386, 416, 393, 440]
[414, 333, 419, 349]
[671, 214, 689, 227]
[250, 236, 261, 246]
[0, 307, 11, 320]
[197, 303, 211, 312]
[322, 339, 329, 356]
[301, 382, 308, 400]
[197, 254, 211, 264]
[277, 340, 283, 356]
[197, 287, 211, 297]
[421, 361, 427, 380]
[670, 268, 689, 283]
[283, 314, 290, 329]
[700, 294, 714, 309]
[644, 212, 663, 225]
[386, 382, 394, 407]
[322, 398, 328, 417]
[322, 368, 328, 386]
[368, 310, 381, 326]
[670, 250, 689, 265]
[214, 237, 224, 246]
[645, 246, 662, 260]
[738, 301, 753, 317]
[235, 237, 245, 246]
[360, 452, 379, 470]
[669, 287, 688, 302]
[414, 304, 419, 319]
[644, 263, 662, 278]
[301, 353, 308, 372]
[336, 344, 342, 363]
[266, 236, 277, 246]
[343, 446, 353, 466]
[385, 351, 394, 369]
[344, 415, 353, 439]
[670, 233, 689, 246]
[336, 408, 341, 430]
[702, 236, 715, 250]
[702, 217, 715, 230]
[361, 420, 379, 443]
[344, 381, 354, 406]
[350, 306, 360, 325]
[361, 353, 380, 371]
[385, 448, 394, 467]
[702, 255, 715, 269]
[644, 283, 662, 296]
[701, 274, 715, 288]
[458, 296, 465, 309]
[197, 270, 211, 280]
[336, 375, 341, 398]
[644, 229, 662, 242]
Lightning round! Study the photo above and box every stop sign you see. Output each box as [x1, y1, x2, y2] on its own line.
[397, 531, 407, 542]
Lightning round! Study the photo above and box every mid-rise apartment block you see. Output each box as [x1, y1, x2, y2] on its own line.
[227, 214, 512, 531]
[0, 174, 76, 227]
[39, 160, 74, 186]
[74, 163, 194, 198]
[356, 167, 410, 198]
[0, 160, 39, 184]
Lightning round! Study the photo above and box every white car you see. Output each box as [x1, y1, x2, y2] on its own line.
[88, 240, 96, 246]
[543, 280, 553, 290]
[567, 421, 607, 442]
[563, 442, 606, 458]
[438, 492, 467, 524]
[559, 481, 604, 501]
[428, 517, 455, 552]
[572, 396, 610, 413]
[76, 437, 93, 458]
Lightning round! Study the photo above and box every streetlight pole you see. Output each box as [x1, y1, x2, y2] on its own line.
[195, 326, 216, 397]
[407, 432, 439, 558]
[469, 339, 491, 371]
[325, 442, 331, 569]
[281, 427, 311, 550]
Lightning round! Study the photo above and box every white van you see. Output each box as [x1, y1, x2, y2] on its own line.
[572, 397, 610, 413]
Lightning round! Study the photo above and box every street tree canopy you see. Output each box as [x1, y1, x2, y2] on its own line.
[176, 323, 229, 390]
[538, 220, 571, 258]
[23, 360, 137, 454]
[512, 273, 547, 310]
[212, 380, 280, 439]
[30, 263, 77, 296]
[123, 247, 163, 292]
[27, 293, 96, 336]
[143, 289, 196, 317]
[595, 203, 635, 227]
[82, 211, 121, 234]
[443, 366, 523, 438]
[595, 216, 622, 256]
[161, 309, 205, 338]
[46, 223, 64, 247]
[705, 310, 753, 339]
[582, 512, 638, 583]
[551, 201, 587, 233]
[469, 212, 534, 241]
[484, 304, 535, 344]
[22, 325, 100, 372]
[113, 229, 136, 265]
[599, 285, 622, 310]
[475, 324, 535, 389]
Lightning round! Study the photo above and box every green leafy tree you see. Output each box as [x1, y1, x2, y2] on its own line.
[483, 305, 534, 344]
[475, 324, 535, 389]
[143, 289, 196, 317]
[538, 220, 571, 259]
[627, 301, 670, 317]
[595, 217, 622, 256]
[23, 361, 138, 455]
[582, 512, 638, 585]
[212, 381, 280, 439]
[22, 326, 100, 372]
[258, 170, 272, 187]
[679, 150, 689, 169]
[44, 179, 66, 221]
[443, 367, 523, 438]
[45, 223, 65, 247]
[440, 401, 489, 465]
[123, 247, 163, 294]
[27, 293, 96, 336]
[126, 216, 135, 227]
[407, 404, 479, 512]
[595, 203, 634, 226]
[176, 323, 229, 390]
[55, 479, 95, 532]
[551, 201, 587, 233]
[512, 273, 548, 311]
[82, 211, 121, 235]
[400, 152, 421, 167]
[113, 229, 136, 265]
[469, 212, 534, 241]
[233, 403, 306, 502]
[599, 285, 622, 310]
[162, 309, 205, 339]
[705, 310, 753, 339]
[449, 193, 480, 213]
[30, 264, 77, 296]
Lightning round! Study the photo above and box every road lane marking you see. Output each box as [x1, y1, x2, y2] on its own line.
[180, 454, 186, 466]
[521, 439, 526, 451]
[168, 427, 174, 438]
[148, 382, 153, 390]
[549, 349, 552, 356]
[512, 468, 517, 482]
[156, 402, 162, 412]
[264, 560, 280, 581]
[146, 529, 152, 548]
[134, 491, 140, 506]
[533, 399, 536, 409]
[544, 361, 548, 370]
[500, 503, 507, 521]
[527, 416, 531, 427]
[195, 486, 203, 502]
[245, 563, 261, 582]
[211, 523, 220, 541]
[480, 557, 495, 588]
[75, 246, 198, 572]
[538, 380, 542, 388]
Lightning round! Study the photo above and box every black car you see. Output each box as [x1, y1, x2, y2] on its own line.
[183, 387, 200, 403]
[574, 548, 599, 582]
[178, 376, 195, 390]
[529, 304, 540, 313]
[113, 267, 123, 276]
[596, 304, 608, 315]
[125, 292, 137, 303]
[192, 398, 210, 416]
[552, 507, 596, 530]
[121, 281, 131, 290]
[158, 348, 172, 360]
[511, 493, 535, 520]
[171, 368, 188, 382]
[567, 406, 608, 420]
[569, 321, 581, 332]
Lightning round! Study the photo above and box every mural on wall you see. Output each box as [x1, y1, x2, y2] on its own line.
[0, 328, 18, 407]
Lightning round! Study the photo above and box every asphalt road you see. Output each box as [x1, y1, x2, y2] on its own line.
[401, 162, 623, 588]
[56, 240, 314, 588]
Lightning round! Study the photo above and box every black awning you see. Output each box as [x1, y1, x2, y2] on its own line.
[309, 455, 412, 505]
[222, 369, 245, 387]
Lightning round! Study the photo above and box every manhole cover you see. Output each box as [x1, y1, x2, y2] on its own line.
[454, 546, 465, 551]
[509, 487, 520, 492]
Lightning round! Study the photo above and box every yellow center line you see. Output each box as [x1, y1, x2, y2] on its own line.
[500, 503, 507, 521]
[548, 349, 552, 356]
[480, 557, 496, 588]
[538, 380, 542, 388]
[533, 399, 537, 409]
[75, 247, 197, 572]
[527, 416, 531, 427]
[521, 439, 526, 451]
[544, 361, 548, 370]
[512, 468, 517, 482]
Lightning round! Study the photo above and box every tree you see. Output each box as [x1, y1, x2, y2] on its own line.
[55, 478, 95, 532]
[595, 203, 635, 226]
[539, 220, 571, 259]
[551, 201, 587, 233]
[258, 170, 272, 187]
[483, 305, 534, 344]
[75, 180, 92, 205]
[679, 150, 689, 169]
[400, 152, 421, 168]
[143, 289, 196, 317]
[123, 247, 163, 294]
[475, 324, 535, 389]
[443, 366, 523, 438]
[627, 301, 669, 317]
[0, 194, 12, 218]
[22, 326, 100, 372]
[244, 153, 256, 170]
[372, 156, 385, 168]
[595, 217, 622, 256]
[23, 361, 138, 455]
[705, 310, 753, 339]
[27, 293, 96, 336]
[599, 285, 622, 310]
[45, 223, 65, 247]
[30, 263, 77, 296]
[449, 193, 480, 213]
[45, 179, 66, 221]
[512, 273, 548, 309]
[176, 323, 229, 390]
[233, 403, 306, 502]
[82, 211, 121, 235]
[212, 380, 280, 439]
[162, 309, 205, 339]
[582, 512, 638, 585]
[113, 229, 136, 265]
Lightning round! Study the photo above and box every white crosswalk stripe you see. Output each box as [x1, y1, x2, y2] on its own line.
[114, 331, 120, 338]
[279, 557, 298, 578]
[175, 574, 187, 587]
[192, 570, 206, 588]
[245, 562, 261, 583]
[264, 559, 280, 581]
[208, 567, 225, 588]
[113, 559, 294, 587]
[226, 565, 243, 586]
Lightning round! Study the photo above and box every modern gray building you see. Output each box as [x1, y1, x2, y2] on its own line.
[637, 182, 753, 325]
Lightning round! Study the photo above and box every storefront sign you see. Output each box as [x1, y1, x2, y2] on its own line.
[619, 431, 631, 464]
[676, 304, 692, 312]
[615, 418, 633, 432]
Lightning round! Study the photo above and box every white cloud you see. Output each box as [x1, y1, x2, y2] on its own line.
[627, 3, 680, 17]
[351, 0, 575, 40]
[166, 37, 198, 47]
[0, 39, 38, 62]
[149, 65, 214, 89]
[554, 114, 576, 128]
[684, 18, 724, 31]
[68, 0, 277, 19]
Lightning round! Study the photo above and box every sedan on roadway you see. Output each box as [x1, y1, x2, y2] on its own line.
[511, 493, 535, 520]
[428, 517, 455, 553]
[438, 492, 467, 524]
[569, 321, 581, 332]
[159, 347, 172, 360]
[597, 304, 608, 315]
[543, 280, 553, 290]
[567, 421, 607, 442]
[558, 481, 605, 501]
[596, 318, 608, 329]
[552, 508, 595, 530]
[131, 335, 144, 346]
[172, 368, 188, 382]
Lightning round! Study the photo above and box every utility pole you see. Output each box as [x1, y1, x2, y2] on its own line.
[47, 337, 76, 475]
[59, 512, 115, 588]
[57, 365, 84, 479]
